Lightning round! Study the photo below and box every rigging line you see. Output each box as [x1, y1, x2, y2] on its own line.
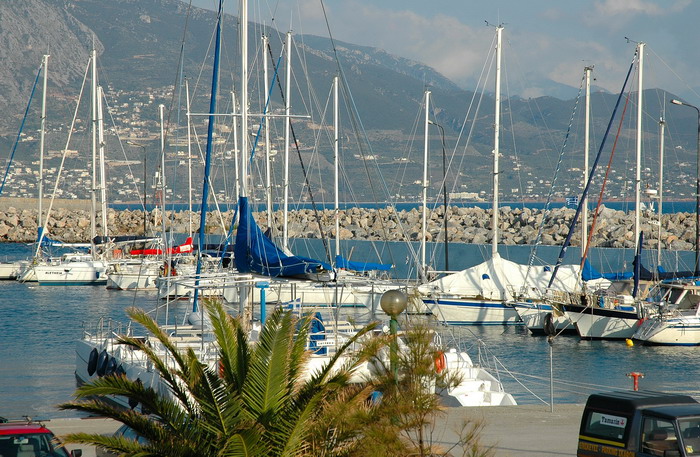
[582, 88, 633, 267]
[450, 32, 497, 200]
[155, 0, 196, 243]
[0, 63, 42, 197]
[318, 0, 397, 220]
[101, 96, 146, 211]
[266, 39, 333, 266]
[36, 59, 91, 256]
[648, 46, 700, 103]
[547, 52, 637, 289]
[521, 72, 585, 293]
[502, 61, 527, 211]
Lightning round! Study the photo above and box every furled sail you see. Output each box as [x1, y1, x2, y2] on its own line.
[234, 196, 326, 277]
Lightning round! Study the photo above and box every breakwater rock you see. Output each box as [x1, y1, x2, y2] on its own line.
[0, 205, 693, 250]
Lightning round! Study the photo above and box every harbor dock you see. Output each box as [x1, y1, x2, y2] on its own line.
[49, 403, 585, 457]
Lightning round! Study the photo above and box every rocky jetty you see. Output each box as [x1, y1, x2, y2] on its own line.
[0, 204, 694, 251]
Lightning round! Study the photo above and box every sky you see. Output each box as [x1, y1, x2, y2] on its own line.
[190, 0, 700, 100]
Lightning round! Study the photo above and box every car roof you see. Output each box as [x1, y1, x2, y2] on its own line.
[644, 405, 700, 419]
[0, 423, 52, 435]
[586, 390, 699, 414]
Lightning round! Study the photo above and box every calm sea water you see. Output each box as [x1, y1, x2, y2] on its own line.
[2, 241, 700, 420]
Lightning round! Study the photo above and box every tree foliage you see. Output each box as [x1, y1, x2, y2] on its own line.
[60, 300, 376, 457]
[60, 303, 492, 457]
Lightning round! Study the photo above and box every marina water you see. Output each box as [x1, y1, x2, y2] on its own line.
[2, 240, 700, 420]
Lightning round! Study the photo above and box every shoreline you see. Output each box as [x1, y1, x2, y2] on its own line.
[0, 197, 696, 251]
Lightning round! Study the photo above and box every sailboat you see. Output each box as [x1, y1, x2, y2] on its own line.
[34, 49, 109, 285]
[417, 26, 586, 325]
[0, 55, 49, 281]
[550, 42, 654, 339]
[221, 42, 406, 314]
[75, 0, 517, 410]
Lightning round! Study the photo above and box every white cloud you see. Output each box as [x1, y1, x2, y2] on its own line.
[593, 0, 664, 16]
[289, 1, 490, 84]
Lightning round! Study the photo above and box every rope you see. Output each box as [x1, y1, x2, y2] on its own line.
[0, 64, 42, 196]
[581, 89, 633, 267]
[547, 52, 637, 289]
[521, 71, 585, 296]
[266, 38, 333, 266]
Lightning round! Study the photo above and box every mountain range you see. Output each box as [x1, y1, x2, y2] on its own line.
[0, 0, 698, 203]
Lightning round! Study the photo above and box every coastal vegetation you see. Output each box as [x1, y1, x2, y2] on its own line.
[59, 300, 491, 456]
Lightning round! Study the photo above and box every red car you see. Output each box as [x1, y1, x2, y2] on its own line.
[0, 417, 82, 457]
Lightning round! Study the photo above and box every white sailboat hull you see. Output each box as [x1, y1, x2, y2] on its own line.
[423, 297, 521, 325]
[0, 260, 28, 280]
[513, 302, 576, 335]
[564, 304, 640, 339]
[35, 260, 108, 285]
[107, 271, 157, 290]
[633, 314, 700, 346]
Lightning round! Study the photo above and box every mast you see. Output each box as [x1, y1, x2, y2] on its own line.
[421, 90, 431, 279]
[38, 54, 49, 236]
[334, 75, 340, 259]
[582, 66, 593, 254]
[192, 0, 223, 313]
[231, 91, 240, 201]
[239, 0, 248, 198]
[159, 103, 166, 246]
[634, 42, 644, 254]
[263, 34, 273, 230]
[185, 79, 193, 237]
[657, 114, 665, 269]
[97, 86, 108, 237]
[282, 30, 292, 250]
[90, 48, 97, 251]
[492, 25, 503, 257]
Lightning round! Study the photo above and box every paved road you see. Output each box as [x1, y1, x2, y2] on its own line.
[48, 403, 585, 457]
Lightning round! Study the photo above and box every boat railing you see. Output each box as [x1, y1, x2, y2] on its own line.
[81, 317, 131, 341]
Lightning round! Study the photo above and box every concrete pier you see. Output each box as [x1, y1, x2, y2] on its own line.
[48, 403, 585, 457]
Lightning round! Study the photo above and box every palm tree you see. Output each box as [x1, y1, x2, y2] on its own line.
[307, 318, 495, 457]
[60, 300, 377, 457]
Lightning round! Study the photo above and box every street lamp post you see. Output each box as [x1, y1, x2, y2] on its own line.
[429, 120, 449, 271]
[380, 289, 408, 382]
[670, 99, 700, 276]
[127, 141, 148, 236]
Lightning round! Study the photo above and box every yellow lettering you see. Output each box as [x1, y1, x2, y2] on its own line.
[578, 441, 600, 452]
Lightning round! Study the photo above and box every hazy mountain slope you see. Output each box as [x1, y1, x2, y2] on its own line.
[0, 0, 98, 131]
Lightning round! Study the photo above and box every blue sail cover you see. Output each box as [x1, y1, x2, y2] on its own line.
[234, 196, 326, 277]
[36, 227, 64, 247]
[581, 258, 633, 281]
[335, 254, 392, 272]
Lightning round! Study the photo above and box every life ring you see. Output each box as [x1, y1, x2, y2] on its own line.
[87, 348, 99, 376]
[434, 351, 447, 374]
[96, 350, 109, 377]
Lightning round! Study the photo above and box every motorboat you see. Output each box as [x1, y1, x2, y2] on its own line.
[75, 300, 516, 410]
